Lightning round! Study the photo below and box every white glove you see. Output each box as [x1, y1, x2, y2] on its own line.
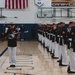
[11, 34, 15, 38]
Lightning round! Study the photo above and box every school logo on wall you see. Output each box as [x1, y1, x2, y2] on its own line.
[35, 0, 44, 7]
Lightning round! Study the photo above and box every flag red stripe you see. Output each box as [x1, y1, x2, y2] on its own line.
[5, 0, 7, 8]
[19, 0, 21, 9]
[8, 0, 10, 9]
[26, 0, 28, 8]
[12, 0, 14, 9]
[23, 0, 25, 8]
[16, 0, 18, 9]
[5, 0, 28, 9]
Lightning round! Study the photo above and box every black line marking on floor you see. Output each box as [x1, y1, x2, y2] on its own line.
[6, 67, 22, 70]
[4, 72, 14, 74]
[23, 54, 32, 56]
[0, 56, 8, 68]
[0, 47, 8, 57]
[17, 54, 33, 56]
[4, 72, 34, 75]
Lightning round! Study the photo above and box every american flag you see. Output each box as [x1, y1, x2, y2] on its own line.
[5, 0, 28, 9]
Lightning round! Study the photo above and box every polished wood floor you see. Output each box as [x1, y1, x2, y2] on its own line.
[0, 41, 74, 75]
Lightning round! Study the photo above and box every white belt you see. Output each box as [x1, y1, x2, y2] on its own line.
[47, 33, 49, 35]
[44, 32, 45, 33]
[60, 36, 63, 38]
[53, 35, 55, 36]
[50, 34, 53, 35]
[48, 33, 50, 35]
[68, 38, 72, 41]
[57, 35, 59, 37]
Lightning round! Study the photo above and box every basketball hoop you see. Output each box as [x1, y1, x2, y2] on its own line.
[43, 14, 48, 25]
[44, 14, 47, 18]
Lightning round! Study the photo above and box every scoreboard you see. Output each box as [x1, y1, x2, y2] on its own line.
[52, 0, 75, 6]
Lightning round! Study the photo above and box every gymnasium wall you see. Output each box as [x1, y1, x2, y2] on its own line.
[0, 0, 51, 24]
[0, 0, 75, 24]
[0, 24, 38, 40]
[0, 0, 75, 40]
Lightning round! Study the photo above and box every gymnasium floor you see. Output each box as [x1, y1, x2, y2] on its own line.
[0, 41, 74, 75]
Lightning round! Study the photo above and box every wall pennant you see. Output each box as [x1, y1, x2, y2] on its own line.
[35, 0, 44, 7]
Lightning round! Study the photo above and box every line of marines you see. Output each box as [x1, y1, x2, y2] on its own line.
[38, 22, 75, 73]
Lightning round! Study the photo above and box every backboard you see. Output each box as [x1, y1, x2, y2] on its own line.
[37, 8, 53, 18]
[0, 0, 5, 8]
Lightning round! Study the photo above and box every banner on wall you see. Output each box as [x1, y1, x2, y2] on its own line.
[52, 0, 75, 6]
[35, 0, 44, 7]
[5, 0, 28, 9]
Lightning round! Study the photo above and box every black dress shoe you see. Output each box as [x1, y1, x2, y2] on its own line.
[67, 66, 75, 73]
[50, 50, 52, 54]
[59, 64, 67, 66]
[10, 65, 15, 67]
[57, 60, 60, 62]
[67, 66, 70, 72]
[51, 53, 58, 59]
[52, 57, 58, 59]
[67, 71, 75, 73]
[47, 48, 49, 52]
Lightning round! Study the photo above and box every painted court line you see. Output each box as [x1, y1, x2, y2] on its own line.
[0, 56, 8, 68]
